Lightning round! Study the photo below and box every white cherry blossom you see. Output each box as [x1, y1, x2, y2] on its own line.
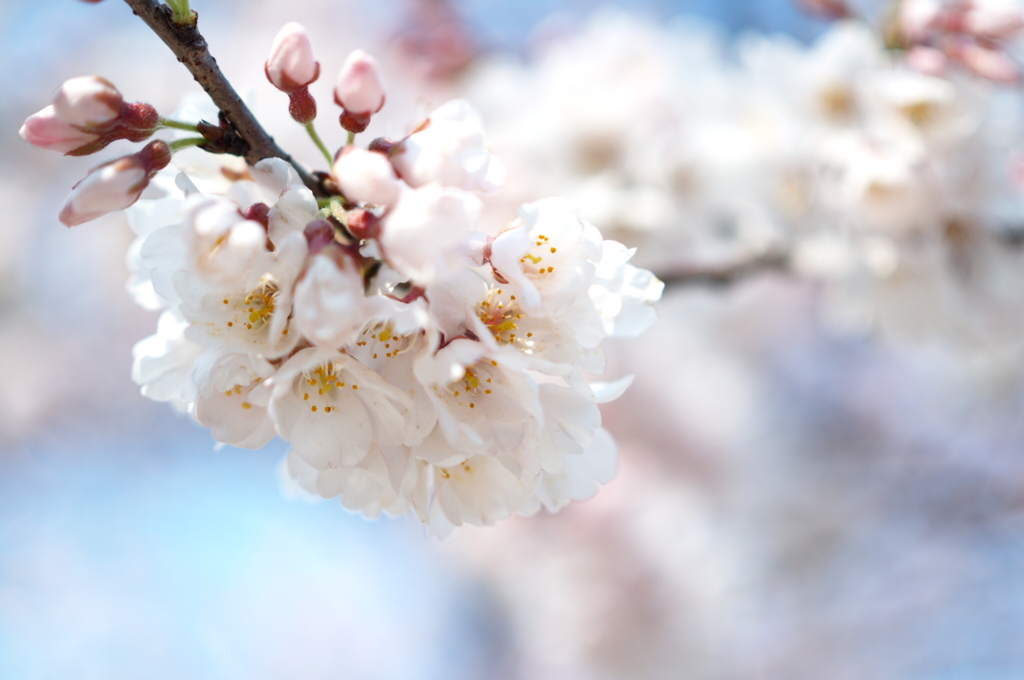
[379, 183, 482, 284]
[191, 348, 277, 449]
[390, 100, 505, 194]
[268, 347, 411, 470]
[177, 231, 307, 358]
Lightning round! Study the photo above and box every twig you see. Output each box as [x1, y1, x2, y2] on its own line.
[656, 251, 791, 288]
[122, 0, 327, 197]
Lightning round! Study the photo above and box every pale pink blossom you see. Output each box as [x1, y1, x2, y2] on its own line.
[380, 184, 482, 284]
[265, 22, 319, 92]
[389, 100, 505, 194]
[19, 106, 97, 153]
[332, 147, 401, 207]
[59, 140, 170, 227]
[334, 49, 386, 115]
[52, 75, 122, 129]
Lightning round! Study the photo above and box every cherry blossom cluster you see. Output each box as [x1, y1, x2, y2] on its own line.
[465, 9, 1024, 345]
[20, 21, 662, 535]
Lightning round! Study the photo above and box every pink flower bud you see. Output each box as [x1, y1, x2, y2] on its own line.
[953, 42, 1020, 83]
[334, 50, 386, 117]
[303, 218, 336, 254]
[965, 3, 1024, 39]
[52, 76, 123, 130]
[332, 146, 401, 207]
[265, 22, 320, 92]
[21, 76, 158, 156]
[59, 140, 171, 227]
[19, 105, 98, 153]
[345, 208, 380, 240]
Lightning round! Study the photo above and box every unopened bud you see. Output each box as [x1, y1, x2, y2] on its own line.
[334, 49, 386, 130]
[58, 140, 171, 227]
[52, 76, 122, 130]
[345, 209, 380, 240]
[332, 146, 401, 207]
[20, 106, 98, 154]
[244, 202, 271, 229]
[304, 218, 336, 254]
[368, 137, 395, 155]
[265, 23, 320, 92]
[21, 76, 158, 156]
[265, 23, 321, 125]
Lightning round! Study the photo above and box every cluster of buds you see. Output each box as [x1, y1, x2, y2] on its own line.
[19, 77, 178, 227]
[897, 0, 1024, 83]
[264, 23, 385, 134]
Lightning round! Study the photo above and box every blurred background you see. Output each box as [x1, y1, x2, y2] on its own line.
[4, 0, 1024, 678]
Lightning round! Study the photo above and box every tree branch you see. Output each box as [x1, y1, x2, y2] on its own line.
[656, 251, 791, 288]
[122, 0, 327, 197]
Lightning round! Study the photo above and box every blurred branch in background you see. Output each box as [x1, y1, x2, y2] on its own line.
[657, 251, 791, 288]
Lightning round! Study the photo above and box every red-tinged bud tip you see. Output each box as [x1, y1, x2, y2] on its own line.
[266, 22, 320, 92]
[345, 209, 380, 240]
[304, 218, 336, 254]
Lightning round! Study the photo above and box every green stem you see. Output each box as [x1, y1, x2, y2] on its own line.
[305, 122, 334, 165]
[346, 131, 355, 146]
[158, 117, 200, 133]
[169, 136, 207, 153]
[164, 0, 195, 25]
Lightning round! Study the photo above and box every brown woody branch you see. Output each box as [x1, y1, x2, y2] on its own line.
[656, 251, 791, 288]
[122, 0, 327, 197]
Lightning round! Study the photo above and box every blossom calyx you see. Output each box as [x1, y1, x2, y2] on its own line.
[59, 140, 171, 227]
[265, 23, 321, 124]
[334, 50, 386, 133]
[20, 76, 158, 156]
